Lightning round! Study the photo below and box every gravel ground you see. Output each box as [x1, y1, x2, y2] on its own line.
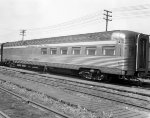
[0, 68, 149, 118]
[0, 79, 99, 118]
[0, 88, 64, 118]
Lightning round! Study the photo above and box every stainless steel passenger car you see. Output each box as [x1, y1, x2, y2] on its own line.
[1, 30, 149, 80]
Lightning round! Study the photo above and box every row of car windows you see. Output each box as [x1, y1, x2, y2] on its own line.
[41, 46, 116, 56]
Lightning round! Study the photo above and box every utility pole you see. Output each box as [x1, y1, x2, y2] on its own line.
[103, 10, 112, 31]
[20, 29, 26, 41]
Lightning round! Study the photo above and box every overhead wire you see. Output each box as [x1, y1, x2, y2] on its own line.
[27, 4, 150, 32]
[27, 11, 104, 38]
[27, 11, 102, 31]
[113, 10, 150, 19]
[112, 4, 150, 19]
[0, 4, 150, 38]
[113, 4, 150, 12]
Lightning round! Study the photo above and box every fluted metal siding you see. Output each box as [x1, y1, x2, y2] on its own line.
[3, 52, 135, 75]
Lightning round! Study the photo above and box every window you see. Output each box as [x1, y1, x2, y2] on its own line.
[41, 48, 47, 55]
[86, 47, 96, 55]
[103, 46, 115, 56]
[72, 47, 81, 55]
[50, 48, 57, 55]
[60, 48, 68, 55]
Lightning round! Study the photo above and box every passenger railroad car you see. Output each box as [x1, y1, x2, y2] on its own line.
[1, 30, 149, 80]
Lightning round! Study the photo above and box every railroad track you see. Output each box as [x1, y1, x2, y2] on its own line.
[0, 111, 11, 118]
[0, 66, 150, 113]
[0, 86, 71, 118]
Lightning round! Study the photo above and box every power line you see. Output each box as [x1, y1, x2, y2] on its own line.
[113, 4, 150, 12]
[113, 10, 150, 19]
[28, 17, 102, 33]
[112, 4, 150, 19]
[0, 4, 149, 41]
[0, 3, 148, 37]
[27, 11, 102, 31]
[25, 4, 150, 32]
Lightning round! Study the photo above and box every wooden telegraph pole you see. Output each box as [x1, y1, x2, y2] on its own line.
[103, 10, 112, 31]
[20, 29, 26, 41]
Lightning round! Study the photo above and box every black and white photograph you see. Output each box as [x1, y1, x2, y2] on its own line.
[0, 0, 150, 118]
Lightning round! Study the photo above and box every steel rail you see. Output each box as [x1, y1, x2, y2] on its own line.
[1, 66, 150, 97]
[15, 76, 150, 111]
[0, 86, 71, 118]
[0, 67, 150, 111]
[1, 67, 148, 102]
[0, 111, 11, 118]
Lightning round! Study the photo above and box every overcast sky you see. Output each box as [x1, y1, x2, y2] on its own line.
[0, 0, 150, 43]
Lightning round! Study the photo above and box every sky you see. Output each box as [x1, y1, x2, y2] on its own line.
[0, 0, 150, 43]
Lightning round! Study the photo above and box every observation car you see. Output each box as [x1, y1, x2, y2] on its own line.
[0, 30, 149, 80]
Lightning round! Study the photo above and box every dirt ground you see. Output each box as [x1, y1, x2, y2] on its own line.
[0, 89, 63, 118]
